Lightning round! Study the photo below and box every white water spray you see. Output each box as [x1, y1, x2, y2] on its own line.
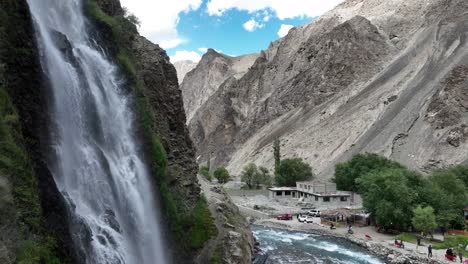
[26, 1, 169, 263]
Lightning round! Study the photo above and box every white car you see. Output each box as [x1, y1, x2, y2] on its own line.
[308, 209, 321, 217]
[298, 214, 307, 222]
[305, 215, 315, 223]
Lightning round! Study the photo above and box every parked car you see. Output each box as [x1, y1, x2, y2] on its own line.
[276, 214, 293, 220]
[305, 215, 315, 223]
[298, 214, 307, 222]
[308, 209, 321, 217]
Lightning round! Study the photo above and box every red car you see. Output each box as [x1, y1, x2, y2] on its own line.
[276, 214, 293, 220]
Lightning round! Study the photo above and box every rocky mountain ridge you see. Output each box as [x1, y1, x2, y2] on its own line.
[174, 60, 197, 84]
[180, 49, 258, 122]
[184, 0, 468, 178]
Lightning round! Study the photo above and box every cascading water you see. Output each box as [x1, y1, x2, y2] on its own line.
[26, 1, 169, 263]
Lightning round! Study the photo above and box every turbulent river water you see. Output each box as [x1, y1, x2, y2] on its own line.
[252, 225, 384, 264]
[26, 0, 169, 263]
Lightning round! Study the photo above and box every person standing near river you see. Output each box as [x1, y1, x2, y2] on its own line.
[428, 244, 433, 258]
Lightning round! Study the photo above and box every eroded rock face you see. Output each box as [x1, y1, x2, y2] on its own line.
[180, 49, 258, 122]
[186, 0, 468, 178]
[196, 176, 254, 264]
[173, 60, 197, 84]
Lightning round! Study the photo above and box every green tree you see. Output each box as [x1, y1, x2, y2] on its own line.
[214, 167, 230, 184]
[275, 158, 314, 187]
[199, 165, 211, 181]
[412, 206, 437, 235]
[273, 138, 281, 175]
[241, 163, 258, 189]
[258, 166, 272, 187]
[333, 153, 403, 192]
[427, 170, 468, 229]
[357, 168, 418, 229]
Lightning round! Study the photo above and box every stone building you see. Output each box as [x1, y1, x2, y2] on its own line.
[268, 181, 358, 209]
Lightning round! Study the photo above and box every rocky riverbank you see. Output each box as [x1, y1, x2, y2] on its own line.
[255, 220, 445, 264]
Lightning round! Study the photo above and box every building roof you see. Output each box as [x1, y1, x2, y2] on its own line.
[268, 187, 297, 191]
[308, 192, 351, 197]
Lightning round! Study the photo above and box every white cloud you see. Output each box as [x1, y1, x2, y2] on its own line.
[263, 15, 270, 22]
[277, 24, 294, 37]
[120, 0, 202, 49]
[207, 0, 344, 20]
[170, 50, 202, 63]
[243, 19, 264, 32]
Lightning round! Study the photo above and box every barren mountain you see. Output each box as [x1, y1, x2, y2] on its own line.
[173, 60, 197, 84]
[184, 0, 468, 179]
[180, 49, 258, 122]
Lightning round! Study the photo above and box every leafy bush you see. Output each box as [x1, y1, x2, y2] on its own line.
[199, 165, 212, 181]
[275, 158, 313, 187]
[214, 167, 230, 184]
[241, 163, 271, 189]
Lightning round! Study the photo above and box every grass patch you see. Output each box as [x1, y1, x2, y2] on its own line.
[186, 196, 218, 249]
[210, 244, 223, 264]
[433, 235, 468, 255]
[396, 232, 418, 243]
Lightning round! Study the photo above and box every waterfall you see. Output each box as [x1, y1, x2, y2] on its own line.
[26, 1, 169, 263]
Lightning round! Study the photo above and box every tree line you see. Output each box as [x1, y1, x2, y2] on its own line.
[333, 153, 468, 232]
[199, 137, 315, 188]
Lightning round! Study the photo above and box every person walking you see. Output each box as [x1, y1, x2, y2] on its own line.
[459, 251, 463, 263]
[428, 244, 433, 258]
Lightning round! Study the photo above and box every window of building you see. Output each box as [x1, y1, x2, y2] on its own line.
[285, 191, 291, 196]
[323, 197, 330, 202]
[292, 192, 296, 198]
[305, 194, 308, 198]
[276, 191, 282, 196]
[340, 196, 348, 202]
[315, 196, 318, 201]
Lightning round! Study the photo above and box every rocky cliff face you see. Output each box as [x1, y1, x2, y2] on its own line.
[180, 49, 258, 122]
[186, 0, 468, 178]
[174, 60, 197, 84]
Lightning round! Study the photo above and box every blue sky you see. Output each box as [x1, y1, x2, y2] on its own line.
[120, 0, 344, 62]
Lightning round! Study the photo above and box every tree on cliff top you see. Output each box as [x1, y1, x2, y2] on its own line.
[275, 158, 314, 187]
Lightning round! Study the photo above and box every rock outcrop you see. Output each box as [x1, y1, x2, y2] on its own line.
[173, 60, 197, 84]
[180, 49, 258, 122]
[185, 0, 468, 178]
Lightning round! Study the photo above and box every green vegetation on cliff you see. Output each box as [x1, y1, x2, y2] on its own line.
[85, 0, 217, 254]
[0, 2, 64, 263]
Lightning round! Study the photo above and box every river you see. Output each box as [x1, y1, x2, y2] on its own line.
[252, 225, 384, 264]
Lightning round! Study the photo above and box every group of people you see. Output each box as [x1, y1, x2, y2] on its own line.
[394, 239, 405, 249]
[445, 247, 463, 262]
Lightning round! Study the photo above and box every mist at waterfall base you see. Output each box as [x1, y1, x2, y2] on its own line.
[26, 0, 169, 263]
[252, 225, 384, 264]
